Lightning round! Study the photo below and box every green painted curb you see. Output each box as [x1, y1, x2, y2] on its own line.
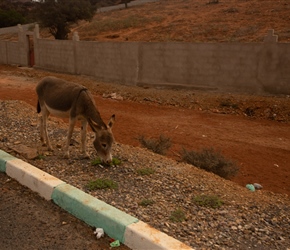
[52, 183, 138, 243]
[0, 150, 17, 173]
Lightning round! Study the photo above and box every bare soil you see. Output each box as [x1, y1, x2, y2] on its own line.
[0, 64, 289, 197]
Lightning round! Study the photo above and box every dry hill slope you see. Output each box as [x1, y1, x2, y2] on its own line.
[72, 0, 290, 43]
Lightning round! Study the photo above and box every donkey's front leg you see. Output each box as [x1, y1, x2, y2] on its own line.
[80, 120, 89, 159]
[64, 118, 76, 158]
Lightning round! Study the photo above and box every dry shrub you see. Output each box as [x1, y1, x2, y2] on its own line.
[180, 147, 239, 179]
[138, 135, 171, 155]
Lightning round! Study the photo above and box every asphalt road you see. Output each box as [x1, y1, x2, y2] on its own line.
[0, 172, 130, 250]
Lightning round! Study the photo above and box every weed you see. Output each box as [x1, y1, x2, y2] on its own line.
[136, 167, 155, 176]
[138, 134, 171, 155]
[139, 199, 155, 207]
[180, 147, 239, 179]
[91, 157, 121, 166]
[35, 154, 46, 160]
[193, 195, 223, 209]
[86, 178, 118, 190]
[170, 208, 186, 223]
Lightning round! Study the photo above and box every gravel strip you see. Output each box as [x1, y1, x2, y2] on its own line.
[1, 100, 290, 250]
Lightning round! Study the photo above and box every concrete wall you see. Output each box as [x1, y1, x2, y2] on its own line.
[1, 24, 289, 95]
[35, 39, 75, 73]
[0, 24, 30, 66]
[75, 41, 139, 84]
[0, 41, 22, 65]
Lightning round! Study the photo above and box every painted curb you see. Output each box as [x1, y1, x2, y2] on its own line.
[52, 183, 139, 243]
[0, 150, 194, 250]
[124, 221, 193, 250]
[0, 150, 17, 172]
[5, 158, 65, 200]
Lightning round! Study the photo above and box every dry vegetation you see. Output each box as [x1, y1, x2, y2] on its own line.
[68, 0, 290, 43]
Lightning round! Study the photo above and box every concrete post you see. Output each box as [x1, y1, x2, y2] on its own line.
[263, 29, 278, 43]
[33, 24, 40, 67]
[73, 32, 80, 74]
[17, 24, 29, 66]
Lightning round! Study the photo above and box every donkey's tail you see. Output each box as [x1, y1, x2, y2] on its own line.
[37, 100, 41, 113]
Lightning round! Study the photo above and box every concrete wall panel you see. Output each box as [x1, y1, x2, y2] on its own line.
[0, 41, 7, 64]
[35, 39, 75, 73]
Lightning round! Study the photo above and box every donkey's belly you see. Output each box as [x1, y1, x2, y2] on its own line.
[46, 104, 71, 118]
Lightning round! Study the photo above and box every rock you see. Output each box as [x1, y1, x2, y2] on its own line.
[9, 144, 38, 159]
[253, 183, 263, 190]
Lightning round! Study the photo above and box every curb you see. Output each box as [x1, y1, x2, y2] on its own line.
[0, 150, 193, 250]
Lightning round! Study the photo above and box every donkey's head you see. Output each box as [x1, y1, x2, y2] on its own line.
[88, 115, 115, 164]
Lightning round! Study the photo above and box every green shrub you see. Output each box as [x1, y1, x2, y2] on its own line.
[180, 147, 239, 179]
[138, 134, 171, 155]
[193, 195, 223, 209]
[139, 199, 155, 207]
[169, 208, 186, 223]
[136, 167, 155, 176]
[86, 178, 118, 190]
[91, 157, 121, 166]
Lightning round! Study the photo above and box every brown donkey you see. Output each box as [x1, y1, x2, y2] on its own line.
[36, 76, 115, 163]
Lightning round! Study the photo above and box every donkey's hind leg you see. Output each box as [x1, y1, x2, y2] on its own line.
[42, 108, 53, 151]
[39, 105, 53, 151]
[64, 117, 77, 158]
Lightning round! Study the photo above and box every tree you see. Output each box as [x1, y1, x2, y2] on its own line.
[0, 9, 25, 28]
[0, 0, 34, 28]
[36, 0, 96, 40]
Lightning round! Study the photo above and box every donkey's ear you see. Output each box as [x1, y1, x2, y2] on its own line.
[108, 114, 115, 129]
[88, 118, 102, 132]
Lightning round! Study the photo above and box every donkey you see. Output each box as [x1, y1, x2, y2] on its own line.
[36, 76, 115, 163]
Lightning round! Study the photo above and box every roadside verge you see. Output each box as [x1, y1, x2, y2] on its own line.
[0, 150, 193, 250]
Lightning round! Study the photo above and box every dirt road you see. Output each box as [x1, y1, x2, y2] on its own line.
[0, 172, 129, 250]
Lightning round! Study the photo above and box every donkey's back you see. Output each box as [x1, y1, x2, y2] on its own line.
[36, 76, 88, 114]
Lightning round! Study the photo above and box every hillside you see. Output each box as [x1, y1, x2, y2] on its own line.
[70, 0, 290, 43]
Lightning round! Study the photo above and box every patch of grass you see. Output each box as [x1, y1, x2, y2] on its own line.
[193, 195, 223, 209]
[86, 178, 118, 190]
[180, 147, 239, 179]
[169, 208, 186, 223]
[35, 154, 46, 160]
[138, 134, 171, 155]
[136, 167, 155, 176]
[138, 199, 155, 207]
[91, 157, 121, 166]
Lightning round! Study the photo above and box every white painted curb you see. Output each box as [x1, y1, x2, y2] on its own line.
[124, 220, 193, 250]
[6, 158, 64, 200]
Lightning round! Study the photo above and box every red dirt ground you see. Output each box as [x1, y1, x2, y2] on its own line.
[0, 66, 289, 197]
